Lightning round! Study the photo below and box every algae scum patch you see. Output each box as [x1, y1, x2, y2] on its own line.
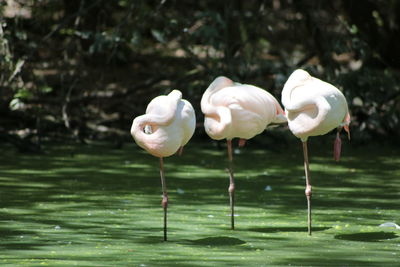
[0, 142, 399, 266]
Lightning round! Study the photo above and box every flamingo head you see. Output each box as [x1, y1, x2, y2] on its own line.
[131, 90, 185, 157]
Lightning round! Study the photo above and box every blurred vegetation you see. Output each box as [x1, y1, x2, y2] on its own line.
[1, 0, 400, 151]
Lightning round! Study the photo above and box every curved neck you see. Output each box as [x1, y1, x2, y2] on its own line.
[131, 90, 182, 147]
[282, 70, 313, 109]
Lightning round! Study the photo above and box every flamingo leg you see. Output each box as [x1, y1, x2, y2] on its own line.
[334, 129, 342, 162]
[227, 139, 235, 230]
[159, 157, 168, 241]
[302, 141, 312, 235]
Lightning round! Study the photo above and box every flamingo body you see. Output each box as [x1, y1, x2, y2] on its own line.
[282, 69, 350, 141]
[201, 76, 286, 141]
[131, 90, 196, 157]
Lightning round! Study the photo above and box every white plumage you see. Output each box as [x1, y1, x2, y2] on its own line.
[131, 90, 196, 158]
[201, 76, 286, 141]
[282, 69, 350, 141]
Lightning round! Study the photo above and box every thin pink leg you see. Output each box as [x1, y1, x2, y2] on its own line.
[302, 141, 312, 235]
[334, 130, 342, 162]
[227, 139, 235, 230]
[159, 157, 168, 241]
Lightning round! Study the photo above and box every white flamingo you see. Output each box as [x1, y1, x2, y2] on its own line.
[131, 90, 196, 241]
[201, 76, 286, 229]
[281, 69, 350, 235]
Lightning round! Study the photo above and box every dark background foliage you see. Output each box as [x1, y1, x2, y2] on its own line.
[1, 0, 399, 151]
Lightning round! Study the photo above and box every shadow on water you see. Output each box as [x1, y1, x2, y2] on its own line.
[334, 231, 399, 242]
[135, 235, 247, 247]
[186, 236, 246, 246]
[246, 226, 331, 233]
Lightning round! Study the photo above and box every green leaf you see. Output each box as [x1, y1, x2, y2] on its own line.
[8, 59, 24, 82]
[14, 87, 33, 99]
[151, 29, 166, 43]
[9, 98, 24, 110]
[39, 86, 53, 94]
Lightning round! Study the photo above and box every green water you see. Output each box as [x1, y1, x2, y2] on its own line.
[0, 141, 399, 266]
